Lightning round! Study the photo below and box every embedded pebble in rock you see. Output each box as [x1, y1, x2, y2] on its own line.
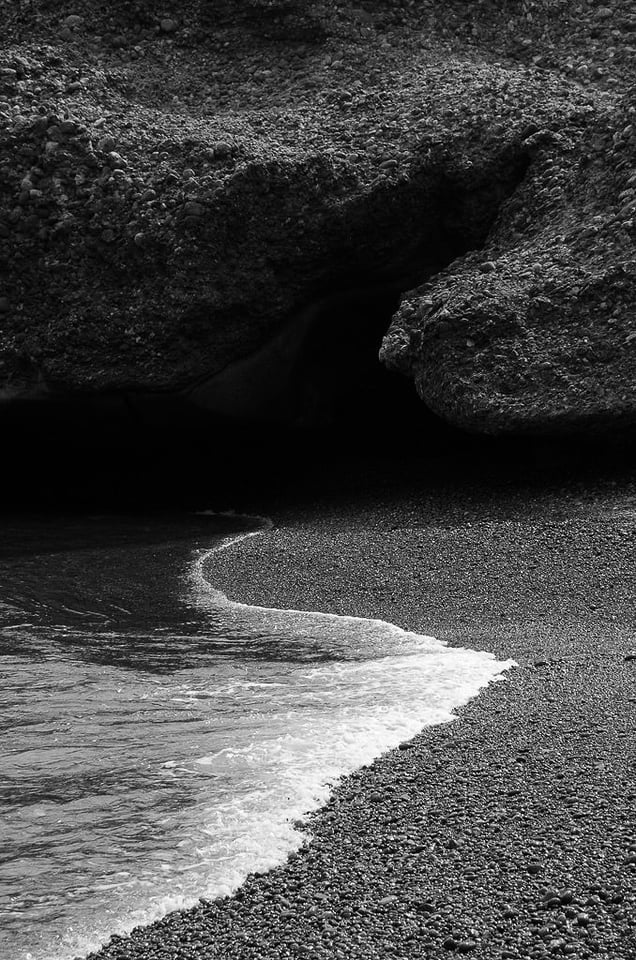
[63, 14, 83, 29]
[182, 201, 205, 218]
[97, 136, 116, 153]
[212, 140, 232, 159]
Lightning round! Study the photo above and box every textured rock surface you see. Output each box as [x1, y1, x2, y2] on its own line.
[0, 0, 635, 431]
[381, 95, 636, 434]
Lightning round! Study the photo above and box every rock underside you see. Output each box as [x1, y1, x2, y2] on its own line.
[0, 0, 635, 434]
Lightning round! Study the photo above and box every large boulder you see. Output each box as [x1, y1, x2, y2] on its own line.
[381, 94, 636, 434]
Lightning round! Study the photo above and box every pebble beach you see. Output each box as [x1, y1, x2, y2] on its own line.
[85, 464, 636, 960]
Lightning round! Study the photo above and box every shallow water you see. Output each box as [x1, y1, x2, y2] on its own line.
[0, 513, 514, 960]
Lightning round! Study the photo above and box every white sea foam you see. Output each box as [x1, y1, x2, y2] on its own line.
[166, 516, 516, 893]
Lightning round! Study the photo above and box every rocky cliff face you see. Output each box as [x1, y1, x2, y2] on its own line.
[0, 0, 634, 436]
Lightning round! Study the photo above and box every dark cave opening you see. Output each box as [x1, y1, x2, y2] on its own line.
[1, 307, 455, 512]
[290, 285, 417, 433]
[2, 331, 632, 514]
[184, 279, 435, 440]
[180, 160, 531, 450]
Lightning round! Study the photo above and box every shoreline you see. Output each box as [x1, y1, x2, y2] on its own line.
[86, 473, 636, 960]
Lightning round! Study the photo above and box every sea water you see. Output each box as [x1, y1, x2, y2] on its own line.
[0, 513, 514, 960]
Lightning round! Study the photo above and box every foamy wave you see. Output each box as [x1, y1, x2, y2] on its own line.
[25, 513, 514, 960]
[175, 514, 515, 903]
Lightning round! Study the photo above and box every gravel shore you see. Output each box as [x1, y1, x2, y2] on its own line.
[86, 463, 636, 960]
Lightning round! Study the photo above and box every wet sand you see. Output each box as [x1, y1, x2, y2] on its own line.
[87, 465, 636, 960]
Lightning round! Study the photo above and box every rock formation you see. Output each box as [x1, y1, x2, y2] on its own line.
[0, 0, 634, 434]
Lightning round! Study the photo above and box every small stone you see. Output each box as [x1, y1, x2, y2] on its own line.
[416, 901, 435, 913]
[98, 136, 117, 153]
[542, 889, 560, 902]
[161, 18, 177, 32]
[576, 913, 589, 926]
[64, 14, 84, 28]
[66, 81, 83, 92]
[101, 228, 115, 243]
[527, 862, 542, 875]
[107, 151, 127, 168]
[443, 937, 457, 950]
[212, 140, 232, 159]
[182, 201, 206, 218]
[595, 6, 613, 18]
[457, 941, 477, 953]
[479, 261, 496, 272]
